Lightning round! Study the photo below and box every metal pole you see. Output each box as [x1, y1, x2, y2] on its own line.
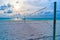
[53, 2, 56, 40]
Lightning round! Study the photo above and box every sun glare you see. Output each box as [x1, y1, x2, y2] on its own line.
[8, 0, 40, 16]
[10, 0, 26, 15]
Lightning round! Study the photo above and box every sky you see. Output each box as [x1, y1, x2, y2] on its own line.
[0, 0, 60, 19]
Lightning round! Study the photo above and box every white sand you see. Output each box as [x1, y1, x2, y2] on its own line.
[0, 20, 59, 40]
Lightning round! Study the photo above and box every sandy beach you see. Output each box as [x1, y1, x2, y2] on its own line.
[0, 20, 60, 40]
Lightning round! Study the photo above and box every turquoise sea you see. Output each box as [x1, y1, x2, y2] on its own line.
[0, 18, 60, 21]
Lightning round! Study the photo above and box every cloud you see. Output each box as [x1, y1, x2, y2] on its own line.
[0, 0, 57, 18]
